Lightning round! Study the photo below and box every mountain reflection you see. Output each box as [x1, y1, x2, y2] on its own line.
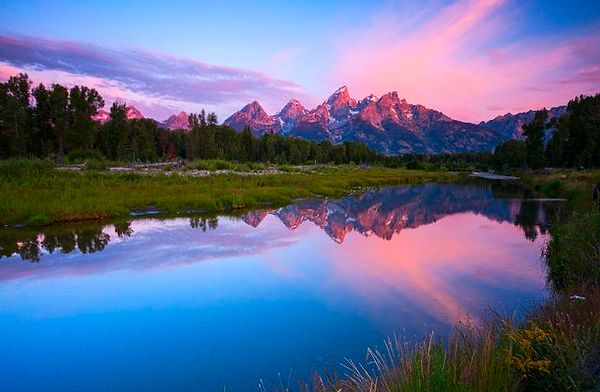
[0, 183, 562, 262]
[244, 183, 562, 243]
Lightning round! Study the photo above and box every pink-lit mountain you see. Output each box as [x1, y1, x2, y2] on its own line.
[92, 107, 191, 131]
[163, 111, 190, 130]
[91, 106, 144, 124]
[221, 101, 278, 136]
[224, 86, 506, 153]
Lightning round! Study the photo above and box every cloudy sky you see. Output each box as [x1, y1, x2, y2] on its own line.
[0, 0, 598, 122]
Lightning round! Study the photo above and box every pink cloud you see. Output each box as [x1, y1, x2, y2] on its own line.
[0, 34, 308, 120]
[332, 0, 600, 122]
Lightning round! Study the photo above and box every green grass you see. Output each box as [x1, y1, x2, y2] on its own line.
[0, 159, 456, 225]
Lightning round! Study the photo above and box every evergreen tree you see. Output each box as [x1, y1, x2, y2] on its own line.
[0, 73, 33, 157]
[495, 140, 526, 168]
[199, 109, 207, 127]
[48, 84, 70, 157]
[67, 85, 104, 153]
[545, 116, 569, 167]
[565, 94, 600, 167]
[207, 112, 218, 126]
[239, 127, 256, 162]
[522, 109, 547, 169]
[32, 83, 53, 156]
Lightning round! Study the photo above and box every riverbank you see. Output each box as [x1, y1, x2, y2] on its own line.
[295, 169, 600, 392]
[0, 159, 457, 226]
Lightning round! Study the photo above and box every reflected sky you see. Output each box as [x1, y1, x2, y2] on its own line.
[0, 183, 556, 391]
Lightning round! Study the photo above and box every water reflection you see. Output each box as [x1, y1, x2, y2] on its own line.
[1, 182, 562, 263]
[0, 183, 560, 391]
[243, 183, 560, 243]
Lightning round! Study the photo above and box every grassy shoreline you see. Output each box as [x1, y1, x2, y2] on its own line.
[0, 159, 457, 225]
[298, 169, 600, 392]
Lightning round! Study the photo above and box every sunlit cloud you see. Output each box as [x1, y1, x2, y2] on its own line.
[332, 0, 600, 122]
[0, 34, 308, 120]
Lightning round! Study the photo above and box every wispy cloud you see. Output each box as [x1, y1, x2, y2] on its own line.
[332, 0, 600, 122]
[0, 33, 307, 120]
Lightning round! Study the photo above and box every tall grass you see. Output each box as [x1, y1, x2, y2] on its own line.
[297, 288, 600, 392]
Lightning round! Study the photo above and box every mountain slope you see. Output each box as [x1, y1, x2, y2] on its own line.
[481, 106, 567, 140]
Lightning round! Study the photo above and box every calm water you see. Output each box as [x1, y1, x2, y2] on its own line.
[0, 183, 560, 391]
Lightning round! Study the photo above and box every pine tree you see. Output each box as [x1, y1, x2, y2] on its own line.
[523, 109, 547, 169]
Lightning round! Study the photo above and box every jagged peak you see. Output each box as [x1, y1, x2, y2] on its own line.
[238, 100, 269, 116]
[381, 91, 400, 100]
[327, 85, 352, 103]
[246, 100, 262, 108]
[334, 85, 348, 94]
[282, 98, 305, 109]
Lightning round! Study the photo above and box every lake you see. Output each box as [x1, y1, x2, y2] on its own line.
[0, 182, 561, 391]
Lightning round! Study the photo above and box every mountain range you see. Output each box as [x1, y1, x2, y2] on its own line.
[91, 86, 567, 153]
[224, 86, 567, 154]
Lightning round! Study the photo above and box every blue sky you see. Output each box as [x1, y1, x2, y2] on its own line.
[0, 0, 598, 121]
